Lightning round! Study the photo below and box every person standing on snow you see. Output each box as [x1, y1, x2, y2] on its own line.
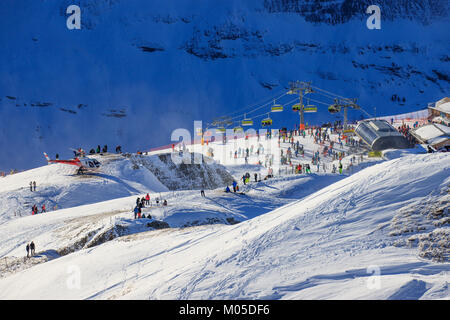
[134, 206, 139, 219]
[232, 180, 238, 193]
[33, 181, 36, 192]
[26, 243, 30, 258]
[200, 189, 205, 197]
[145, 193, 150, 206]
[30, 241, 35, 256]
[29, 181, 33, 192]
[41, 204, 46, 213]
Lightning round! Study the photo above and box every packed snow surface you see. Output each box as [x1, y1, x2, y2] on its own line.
[0, 153, 448, 300]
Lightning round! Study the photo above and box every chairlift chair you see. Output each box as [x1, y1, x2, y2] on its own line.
[292, 103, 302, 112]
[328, 104, 341, 114]
[242, 114, 253, 126]
[233, 126, 243, 133]
[261, 115, 273, 127]
[271, 100, 283, 112]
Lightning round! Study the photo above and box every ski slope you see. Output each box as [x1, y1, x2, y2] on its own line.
[0, 153, 448, 299]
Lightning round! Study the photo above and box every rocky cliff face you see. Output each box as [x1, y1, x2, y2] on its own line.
[0, 0, 448, 170]
[131, 153, 234, 190]
[263, 0, 449, 24]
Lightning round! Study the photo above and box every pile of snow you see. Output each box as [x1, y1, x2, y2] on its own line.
[0, 153, 448, 299]
[382, 145, 427, 160]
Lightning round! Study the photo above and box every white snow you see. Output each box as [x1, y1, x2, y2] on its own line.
[434, 102, 450, 113]
[0, 152, 448, 300]
[414, 123, 450, 141]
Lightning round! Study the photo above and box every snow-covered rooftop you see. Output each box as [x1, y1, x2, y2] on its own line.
[431, 101, 450, 114]
[413, 123, 450, 141]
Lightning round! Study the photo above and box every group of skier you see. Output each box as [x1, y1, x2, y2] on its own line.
[31, 204, 46, 215]
[29, 181, 37, 192]
[25, 241, 35, 258]
[133, 193, 167, 219]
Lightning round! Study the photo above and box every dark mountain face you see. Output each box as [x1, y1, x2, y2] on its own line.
[263, 0, 449, 24]
[0, 0, 448, 171]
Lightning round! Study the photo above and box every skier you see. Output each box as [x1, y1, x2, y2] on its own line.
[225, 186, 231, 193]
[96, 145, 101, 153]
[29, 181, 33, 192]
[145, 193, 150, 206]
[134, 206, 139, 219]
[232, 180, 238, 193]
[33, 181, 36, 192]
[137, 206, 142, 219]
[41, 204, 46, 213]
[30, 241, 35, 256]
[200, 189, 205, 197]
[254, 173, 258, 182]
[242, 175, 246, 185]
[26, 243, 30, 258]
[163, 200, 167, 206]
[339, 162, 343, 174]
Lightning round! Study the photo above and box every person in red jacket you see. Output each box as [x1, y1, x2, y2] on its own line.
[41, 204, 46, 213]
[145, 193, 150, 206]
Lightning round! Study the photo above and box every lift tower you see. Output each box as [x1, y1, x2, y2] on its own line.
[288, 81, 313, 130]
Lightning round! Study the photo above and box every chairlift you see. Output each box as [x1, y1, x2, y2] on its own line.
[242, 114, 253, 126]
[304, 106, 317, 113]
[261, 114, 273, 127]
[304, 99, 317, 113]
[292, 103, 302, 112]
[271, 100, 283, 112]
[233, 126, 243, 133]
[328, 103, 341, 114]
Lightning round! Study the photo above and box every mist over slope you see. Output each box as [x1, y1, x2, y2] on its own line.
[0, 0, 449, 170]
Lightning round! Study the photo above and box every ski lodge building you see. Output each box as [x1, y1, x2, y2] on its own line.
[354, 119, 411, 151]
[428, 97, 450, 126]
[410, 122, 450, 150]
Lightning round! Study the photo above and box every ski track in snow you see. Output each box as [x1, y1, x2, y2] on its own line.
[0, 131, 448, 299]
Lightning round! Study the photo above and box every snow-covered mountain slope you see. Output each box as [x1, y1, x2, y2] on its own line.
[0, 0, 449, 171]
[0, 152, 233, 223]
[0, 153, 448, 299]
